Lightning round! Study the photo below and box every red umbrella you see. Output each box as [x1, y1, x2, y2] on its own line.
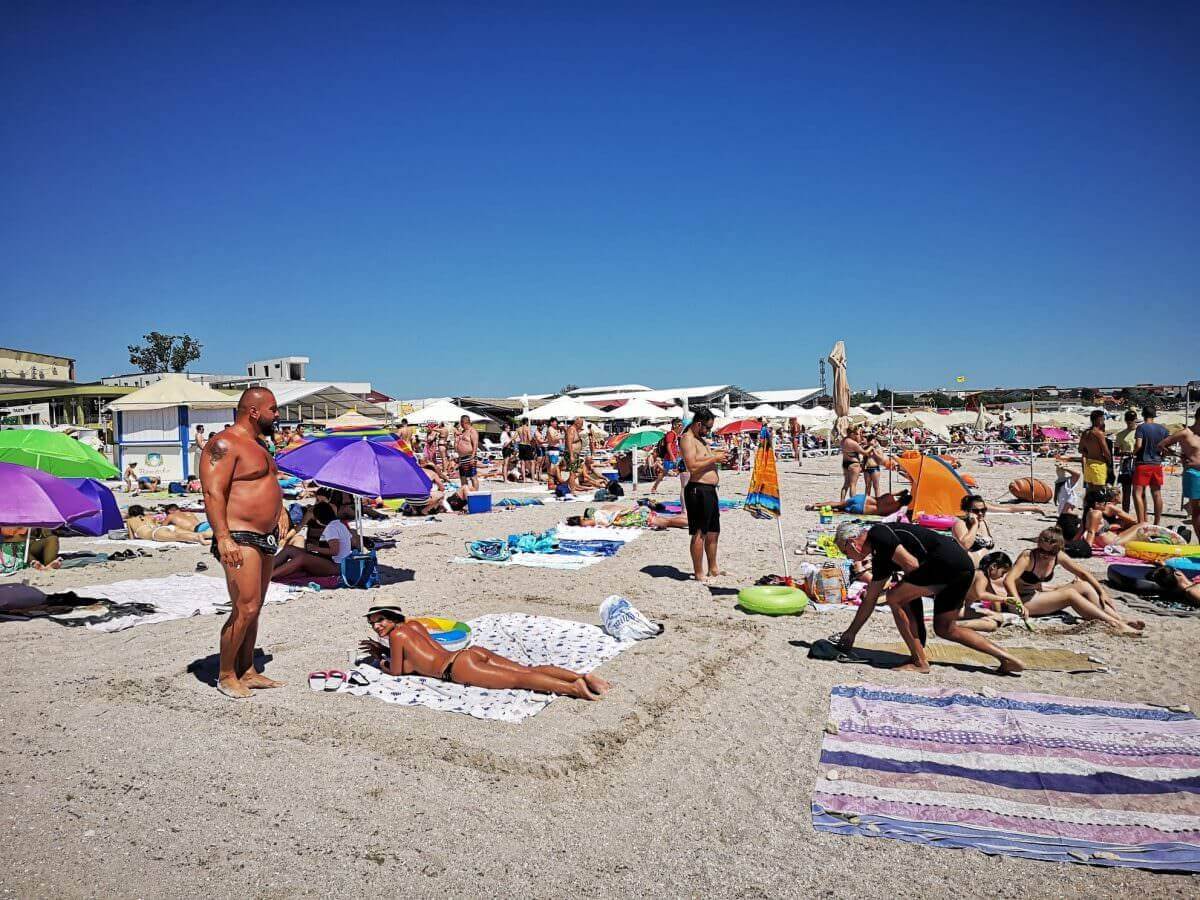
[717, 419, 762, 437]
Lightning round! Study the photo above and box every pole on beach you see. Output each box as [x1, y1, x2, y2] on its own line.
[23, 528, 31, 565]
[1029, 390, 1035, 485]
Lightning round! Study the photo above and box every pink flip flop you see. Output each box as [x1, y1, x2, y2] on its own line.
[307, 671, 327, 692]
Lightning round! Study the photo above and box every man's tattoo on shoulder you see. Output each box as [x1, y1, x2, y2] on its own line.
[208, 440, 230, 467]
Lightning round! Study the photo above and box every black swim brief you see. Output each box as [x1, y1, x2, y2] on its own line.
[684, 482, 721, 535]
[210, 528, 280, 562]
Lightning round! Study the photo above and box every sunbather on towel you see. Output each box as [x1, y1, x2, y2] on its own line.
[566, 503, 686, 530]
[804, 489, 911, 517]
[359, 605, 612, 699]
[159, 503, 211, 535]
[124, 506, 210, 543]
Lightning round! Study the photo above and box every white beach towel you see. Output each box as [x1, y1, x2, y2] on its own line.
[341, 613, 631, 722]
[553, 525, 643, 544]
[67, 574, 301, 632]
[450, 554, 601, 570]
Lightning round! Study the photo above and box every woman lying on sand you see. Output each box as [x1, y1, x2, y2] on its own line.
[124, 505, 210, 543]
[1149, 566, 1200, 607]
[1003, 527, 1144, 635]
[566, 503, 687, 530]
[358, 605, 612, 700]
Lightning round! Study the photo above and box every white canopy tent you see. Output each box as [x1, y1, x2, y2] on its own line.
[520, 395, 609, 421]
[405, 399, 488, 425]
[606, 397, 671, 421]
[747, 404, 782, 419]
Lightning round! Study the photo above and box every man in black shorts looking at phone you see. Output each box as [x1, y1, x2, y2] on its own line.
[832, 521, 1024, 675]
[680, 407, 729, 582]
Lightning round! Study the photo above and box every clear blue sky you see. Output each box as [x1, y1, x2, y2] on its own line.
[3, 2, 1197, 398]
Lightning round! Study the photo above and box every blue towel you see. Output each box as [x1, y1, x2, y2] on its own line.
[557, 539, 624, 557]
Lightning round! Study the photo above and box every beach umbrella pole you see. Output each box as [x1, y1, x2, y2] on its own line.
[1029, 391, 1035, 484]
[355, 495, 363, 550]
[24, 528, 31, 565]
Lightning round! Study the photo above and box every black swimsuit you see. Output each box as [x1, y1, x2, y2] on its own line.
[1019, 551, 1056, 587]
[210, 527, 280, 562]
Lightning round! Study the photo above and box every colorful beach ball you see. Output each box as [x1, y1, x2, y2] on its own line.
[415, 616, 473, 651]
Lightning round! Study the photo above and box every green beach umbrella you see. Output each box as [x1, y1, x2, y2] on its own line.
[613, 427, 666, 452]
[0, 429, 119, 479]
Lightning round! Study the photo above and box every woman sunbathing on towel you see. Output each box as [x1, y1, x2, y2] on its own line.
[358, 605, 612, 700]
[124, 505, 210, 543]
[804, 490, 911, 517]
[566, 503, 686, 530]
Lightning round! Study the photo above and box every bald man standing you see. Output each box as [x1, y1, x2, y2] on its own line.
[200, 388, 288, 699]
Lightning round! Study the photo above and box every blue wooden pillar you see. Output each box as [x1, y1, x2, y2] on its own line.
[179, 406, 190, 479]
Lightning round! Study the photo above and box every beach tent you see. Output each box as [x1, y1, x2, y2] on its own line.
[894, 451, 970, 517]
[324, 409, 378, 429]
[107, 375, 236, 480]
[61, 478, 123, 537]
[404, 399, 488, 425]
[909, 412, 953, 438]
[748, 404, 782, 419]
[606, 397, 671, 422]
[521, 396, 608, 421]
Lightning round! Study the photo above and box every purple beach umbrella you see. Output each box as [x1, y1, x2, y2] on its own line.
[275, 437, 432, 499]
[0, 461, 100, 527]
[275, 437, 433, 539]
[62, 478, 125, 537]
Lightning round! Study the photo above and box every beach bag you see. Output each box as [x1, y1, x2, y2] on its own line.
[288, 503, 305, 526]
[600, 595, 664, 642]
[805, 563, 848, 605]
[466, 540, 510, 562]
[168, 481, 187, 495]
[340, 550, 380, 589]
[606, 480, 624, 498]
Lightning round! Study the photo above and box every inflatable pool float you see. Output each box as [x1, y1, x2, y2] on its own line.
[1125, 542, 1200, 564]
[1106, 563, 1158, 595]
[918, 514, 956, 531]
[1167, 557, 1200, 576]
[1137, 524, 1185, 544]
[737, 585, 808, 616]
[414, 616, 473, 651]
[1009, 477, 1052, 503]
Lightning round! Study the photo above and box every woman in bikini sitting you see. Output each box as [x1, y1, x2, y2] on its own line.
[1079, 486, 1139, 545]
[358, 605, 612, 700]
[958, 552, 1023, 632]
[805, 490, 911, 517]
[953, 494, 996, 562]
[1003, 527, 1144, 635]
[124, 505, 210, 544]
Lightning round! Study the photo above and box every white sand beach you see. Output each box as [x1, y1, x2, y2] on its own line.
[1, 455, 1196, 898]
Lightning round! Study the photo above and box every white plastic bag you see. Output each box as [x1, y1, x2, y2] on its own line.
[600, 595, 664, 642]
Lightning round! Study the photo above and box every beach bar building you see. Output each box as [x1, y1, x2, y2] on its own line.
[107, 375, 236, 481]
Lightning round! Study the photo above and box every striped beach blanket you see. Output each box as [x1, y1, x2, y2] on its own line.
[813, 683, 1200, 872]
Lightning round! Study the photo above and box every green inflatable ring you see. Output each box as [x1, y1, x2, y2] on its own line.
[738, 585, 808, 616]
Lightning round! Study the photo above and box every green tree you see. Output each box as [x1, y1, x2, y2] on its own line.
[128, 332, 203, 373]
